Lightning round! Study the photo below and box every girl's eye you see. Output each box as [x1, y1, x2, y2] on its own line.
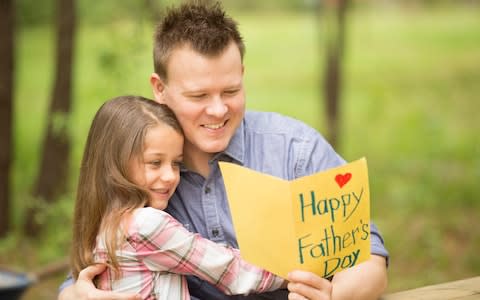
[173, 161, 183, 168]
[149, 160, 161, 167]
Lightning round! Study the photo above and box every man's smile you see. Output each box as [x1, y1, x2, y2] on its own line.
[202, 120, 227, 130]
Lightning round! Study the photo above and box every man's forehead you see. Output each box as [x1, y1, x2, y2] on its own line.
[166, 42, 241, 71]
[166, 55, 243, 91]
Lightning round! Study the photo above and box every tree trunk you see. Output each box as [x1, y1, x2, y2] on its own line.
[25, 0, 76, 236]
[0, 0, 15, 237]
[322, 0, 349, 148]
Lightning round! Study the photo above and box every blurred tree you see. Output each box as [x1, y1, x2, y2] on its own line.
[0, 0, 15, 237]
[144, 0, 162, 22]
[25, 0, 76, 236]
[322, 0, 349, 148]
[17, 0, 54, 26]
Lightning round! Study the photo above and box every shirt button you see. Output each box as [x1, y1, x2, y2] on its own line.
[212, 229, 219, 237]
[205, 186, 211, 194]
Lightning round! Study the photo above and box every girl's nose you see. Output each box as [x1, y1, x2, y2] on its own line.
[161, 166, 177, 183]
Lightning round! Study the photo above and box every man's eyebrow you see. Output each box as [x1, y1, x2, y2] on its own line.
[180, 86, 207, 94]
[183, 90, 206, 95]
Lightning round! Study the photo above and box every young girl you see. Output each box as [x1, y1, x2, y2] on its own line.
[70, 96, 284, 299]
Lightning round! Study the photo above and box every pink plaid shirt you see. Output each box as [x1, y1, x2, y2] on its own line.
[94, 207, 284, 299]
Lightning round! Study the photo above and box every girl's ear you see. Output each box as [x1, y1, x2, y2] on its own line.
[150, 73, 166, 104]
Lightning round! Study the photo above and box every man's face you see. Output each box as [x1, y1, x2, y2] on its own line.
[151, 42, 245, 161]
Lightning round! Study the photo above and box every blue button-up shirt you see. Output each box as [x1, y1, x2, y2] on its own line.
[165, 111, 389, 300]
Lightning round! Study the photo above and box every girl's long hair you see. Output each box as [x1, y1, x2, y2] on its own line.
[70, 95, 182, 280]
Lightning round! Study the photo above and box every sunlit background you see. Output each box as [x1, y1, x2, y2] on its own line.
[1, 0, 479, 299]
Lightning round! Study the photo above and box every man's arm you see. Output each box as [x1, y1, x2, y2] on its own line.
[287, 255, 388, 300]
[58, 264, 141, 300]
[331, 255, 388, 299]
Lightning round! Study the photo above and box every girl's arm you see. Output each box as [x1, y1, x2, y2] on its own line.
[132, 207, 285, 295]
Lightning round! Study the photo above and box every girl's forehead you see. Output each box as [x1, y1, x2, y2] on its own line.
[143, 124, 184, 155]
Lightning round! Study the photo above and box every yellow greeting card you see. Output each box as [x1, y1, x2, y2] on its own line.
[219, 158, 371, 279]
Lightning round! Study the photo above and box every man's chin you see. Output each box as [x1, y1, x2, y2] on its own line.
[184, 134, 232, 155]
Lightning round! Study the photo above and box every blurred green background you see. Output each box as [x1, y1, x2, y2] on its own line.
[1, 0, 479, 299]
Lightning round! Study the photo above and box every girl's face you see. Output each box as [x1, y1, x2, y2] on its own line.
[129, 123, 184, 210]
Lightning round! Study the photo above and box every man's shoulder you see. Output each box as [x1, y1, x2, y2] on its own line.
[244, 110, 316, 136]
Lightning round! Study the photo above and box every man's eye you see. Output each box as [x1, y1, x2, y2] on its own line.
[224, 89, 239, 96]
[190, 94, 207, 99]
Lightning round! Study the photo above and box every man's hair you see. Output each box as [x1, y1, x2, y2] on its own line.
[153, 1, 245, 81]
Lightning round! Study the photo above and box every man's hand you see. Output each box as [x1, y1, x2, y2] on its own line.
[58, 264, 141, 300]
[287, 270, 333, 300]
[286, 255, 387, 300]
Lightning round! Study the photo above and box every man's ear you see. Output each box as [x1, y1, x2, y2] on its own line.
[150, 73, 166, 103]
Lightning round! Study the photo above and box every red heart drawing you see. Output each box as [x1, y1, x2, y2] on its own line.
[335, 173, 352, 188]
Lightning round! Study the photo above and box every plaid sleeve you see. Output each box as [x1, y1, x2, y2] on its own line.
[130, 207, 285, 295]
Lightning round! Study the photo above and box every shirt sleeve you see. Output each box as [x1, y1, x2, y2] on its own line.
[58, 273, 74, 293]
[130, 207, 285, 295]
[370, 222, 389, 263]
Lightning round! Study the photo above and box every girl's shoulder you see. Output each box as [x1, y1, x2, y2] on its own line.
[133, 206, 169, 218]
[128, 207, 179, 236]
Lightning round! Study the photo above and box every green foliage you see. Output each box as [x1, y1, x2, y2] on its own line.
[16, 0, 315, 27]
[0, 194, 73, 267]
[2, 2, 479, 297]
[16, 0, 54, 26]
[340, 5, 480, 291]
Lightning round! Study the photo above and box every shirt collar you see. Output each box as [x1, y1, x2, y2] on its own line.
[213, 119, 245, 165]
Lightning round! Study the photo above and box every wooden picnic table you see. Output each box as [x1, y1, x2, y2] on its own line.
[382, 276, 480, 299]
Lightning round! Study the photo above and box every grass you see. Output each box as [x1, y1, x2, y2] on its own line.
[2, 3, 479, 298]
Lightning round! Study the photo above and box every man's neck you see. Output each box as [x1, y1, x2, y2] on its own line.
[183, 147, 214, 178]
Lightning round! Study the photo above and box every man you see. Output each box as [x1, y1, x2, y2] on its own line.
[60, 2, 388, 299]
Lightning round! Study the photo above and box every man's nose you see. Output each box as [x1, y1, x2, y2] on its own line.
[205, 96, 228, 118]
